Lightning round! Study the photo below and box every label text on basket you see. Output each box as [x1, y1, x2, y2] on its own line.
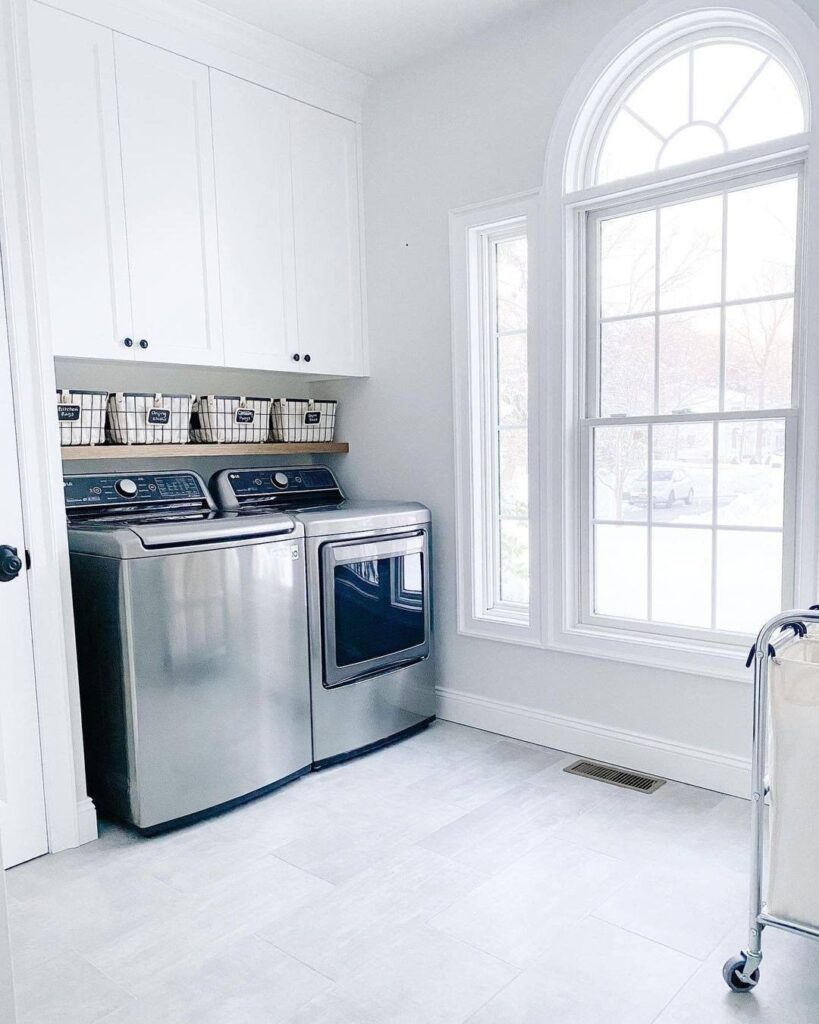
[58, 404, 81, 421]
[235, 409, 255, 424]
[146, 408, 171, 425]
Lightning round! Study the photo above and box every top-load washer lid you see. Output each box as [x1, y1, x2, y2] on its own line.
[209, 466, 430, 537]
[65, 470, 299, 557]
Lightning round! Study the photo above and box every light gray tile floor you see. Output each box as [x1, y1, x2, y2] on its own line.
[6, 722, 819, 1023]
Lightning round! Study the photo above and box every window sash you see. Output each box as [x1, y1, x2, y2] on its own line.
[474, 220, 530, 624]
[579, 412, 798, 643]
[579, 161, 804, 643]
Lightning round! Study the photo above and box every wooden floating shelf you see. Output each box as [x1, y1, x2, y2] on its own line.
[61, 441, 349, 461]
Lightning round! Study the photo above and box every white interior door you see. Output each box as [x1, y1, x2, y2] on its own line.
[0, 829, 15, 1022]
[0, 265, 48, 869]
[115, 34, 223, 367]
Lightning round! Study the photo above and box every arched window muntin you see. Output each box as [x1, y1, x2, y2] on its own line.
[566, 14, 810, 195]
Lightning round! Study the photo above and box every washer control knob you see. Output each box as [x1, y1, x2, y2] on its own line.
[272, 472, 289, 489]
[115, 478, 138, 498]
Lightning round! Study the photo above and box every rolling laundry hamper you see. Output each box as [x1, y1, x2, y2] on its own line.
[724, 608, 819, 991]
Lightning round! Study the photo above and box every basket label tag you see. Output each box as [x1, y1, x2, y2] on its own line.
[304, 411, 321, 425]
[58, 404, 81, 421]
[147, 407, 171, 425]
[235, 408, 255, 424]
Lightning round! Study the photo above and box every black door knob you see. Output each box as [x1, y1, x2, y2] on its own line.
[0, 545, 23, 583]
[123, 337, 133, 348]
[304, 354, 311, 363]
[292, 353, 300, 362]
[139, 339, 149, 349]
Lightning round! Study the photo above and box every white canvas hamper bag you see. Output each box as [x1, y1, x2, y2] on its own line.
[766, 638, 819, 929]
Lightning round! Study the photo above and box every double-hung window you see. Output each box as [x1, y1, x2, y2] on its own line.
[547, 16, 819, 676]
[451, 194, 537, 643]
[585, 169, 800, 640]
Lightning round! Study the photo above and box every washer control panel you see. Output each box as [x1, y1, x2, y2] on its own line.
[64, 472, 208, 508]
[212, 466, 343, 509]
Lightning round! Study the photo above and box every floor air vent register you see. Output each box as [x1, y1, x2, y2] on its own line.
[563, 759, 666, 794]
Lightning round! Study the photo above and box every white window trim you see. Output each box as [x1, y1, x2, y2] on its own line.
[541, 0, 819, 683]
[450, 191, 542, 646]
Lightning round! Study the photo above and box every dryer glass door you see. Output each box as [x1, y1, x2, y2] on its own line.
[321, 531, 430, 687]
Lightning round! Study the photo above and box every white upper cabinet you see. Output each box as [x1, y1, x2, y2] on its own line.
[27, 3, 366, 375]
[115, 36, 223, 366]
[290, 105, 364, 376]
[210, 71, 297, 372]
[27, 4, 133, 360]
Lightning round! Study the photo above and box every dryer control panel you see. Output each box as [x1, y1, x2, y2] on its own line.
[64, 472, 210, 509]
[212, 466, 343, 509]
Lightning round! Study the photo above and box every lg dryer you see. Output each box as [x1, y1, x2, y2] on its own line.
[65, 471, 312, 831]
[211, 466, 436, 765]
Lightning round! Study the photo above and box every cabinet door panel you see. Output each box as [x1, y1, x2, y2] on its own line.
[115, 36, 223, 366]
[28, 3, 132, 360]
[211, 71, 297, 372]
[291, 106, 363, 375]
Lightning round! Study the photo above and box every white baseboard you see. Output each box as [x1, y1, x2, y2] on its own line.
[436, 686, 751, 798]
[76, 797, 98, 846]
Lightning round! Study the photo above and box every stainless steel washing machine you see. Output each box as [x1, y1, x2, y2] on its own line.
[211, 466, 436, 765]
[65, 470, 312, 831]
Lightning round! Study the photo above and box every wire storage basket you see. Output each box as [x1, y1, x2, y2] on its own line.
[270, 398, 337, 443]
[106, 392, 194, 445]
[56, 389, 108, 446]
[190, 395, 272, 444]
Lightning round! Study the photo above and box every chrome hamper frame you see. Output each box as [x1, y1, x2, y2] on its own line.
[724, 608, 819, 991]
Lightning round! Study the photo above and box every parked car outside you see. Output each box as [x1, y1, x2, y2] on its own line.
[627, 465, 695, 507]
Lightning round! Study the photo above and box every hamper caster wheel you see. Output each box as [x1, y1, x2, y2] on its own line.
[723, 955, 760, 992]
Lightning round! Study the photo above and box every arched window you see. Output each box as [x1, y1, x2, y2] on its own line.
[545, 6, 819, 674]
[595, 38, 805, 183]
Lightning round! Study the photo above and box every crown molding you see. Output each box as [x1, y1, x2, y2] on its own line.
[33, 0, 371, 121]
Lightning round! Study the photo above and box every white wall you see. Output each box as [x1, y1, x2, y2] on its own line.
[321, 0, 819, 794]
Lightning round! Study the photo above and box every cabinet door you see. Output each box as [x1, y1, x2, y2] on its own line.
[28, 3, 133, 360]
[211, 71, 298, 372]
[290, 105, 364, 376]
[114, 36, 223, 366]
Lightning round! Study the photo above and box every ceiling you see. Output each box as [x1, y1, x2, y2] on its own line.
[198, 0, 548, 77]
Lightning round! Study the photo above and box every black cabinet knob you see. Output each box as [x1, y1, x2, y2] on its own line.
[292, 353, 300, 362]
[304, 354, 311, 363]
[0, 545, 23, 583]
[139, 339, 149, 349]
[123, 337, 133, 348]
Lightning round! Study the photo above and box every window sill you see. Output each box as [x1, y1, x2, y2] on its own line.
[546, 620, 752, 683]
[458, 615, 541, 648]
